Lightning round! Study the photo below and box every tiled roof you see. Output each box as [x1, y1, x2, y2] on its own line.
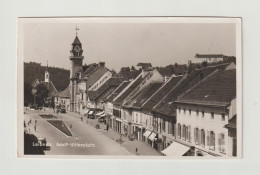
[41, 81, 59, 97]
[142, 76, 182, 111]
[175, 69, 236, 107]
[58, 86, 70, 98]
[123, 82, 164, 109]
[88, 77, 123, 101]
[82, 64, 99, 77]
[113, 74, 145, 105]
[153, 64, 230, 116]
[105, 81, 131, 102]
[72, 36, 81, 45]
[225, 115, 237, 129]
[156, 67, 174, 77]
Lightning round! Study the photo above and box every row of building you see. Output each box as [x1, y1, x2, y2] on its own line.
[53, 34, 237, 157]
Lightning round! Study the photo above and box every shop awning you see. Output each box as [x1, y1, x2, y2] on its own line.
[84, 109, 89, 114]
[96, 111, 104, 116]
[161, 142, 190, 156]
[143, 130, 152, 138]
[88, 110, 94, 115]
[148, 132, 157, 141]
[100, 113, 106, 117]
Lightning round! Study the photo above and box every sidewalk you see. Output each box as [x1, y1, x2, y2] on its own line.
[67, 112, 161, 156]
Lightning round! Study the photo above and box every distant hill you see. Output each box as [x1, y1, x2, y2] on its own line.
[24, 62, 70, 91]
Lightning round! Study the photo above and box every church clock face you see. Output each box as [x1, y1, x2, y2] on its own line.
[74, 45, 81, 52]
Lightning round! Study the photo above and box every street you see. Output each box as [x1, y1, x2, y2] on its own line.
[24, 109, 133, 155]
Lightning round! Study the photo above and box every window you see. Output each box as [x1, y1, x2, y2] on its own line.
[162, 119, 165, 132]
[185, 126, 189, 141]
[182, 125, 186, 140]
[209, 131, 215, 150]
[221, 113, 225, 121]
[188, 125, 191, 141]
[201, 129, 205, 146]
[211, 112, 214, 120]
[202, 111, 205, 118]
[189, 109, 191, 115]
[194, 128, 199, 144]
[178, 124, 181, 138]
[218, 133, 225, 153]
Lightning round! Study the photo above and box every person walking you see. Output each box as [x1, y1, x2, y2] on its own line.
[35, 119, 37, 125]
[106, 124, 109, 132]
[34, 125, 36, 132]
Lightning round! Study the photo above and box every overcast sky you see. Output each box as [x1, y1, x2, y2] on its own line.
[20, 18, 236, 72]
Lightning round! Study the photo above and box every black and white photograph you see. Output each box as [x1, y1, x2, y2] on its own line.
[17, 17, 242, 158]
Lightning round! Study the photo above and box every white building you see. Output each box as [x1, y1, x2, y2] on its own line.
[172, 68, 236, 157]
[194, 54, 227, 64]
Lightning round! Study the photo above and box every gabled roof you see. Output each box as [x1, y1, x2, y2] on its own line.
[153, 63, 230, 116]
[88, 77, 123, 101]
[113, 74, 146, 105]
[41, 81, 59, 97]
[175, 69, 236, 107]
[105, 81, 131, 102]
[156, 67, 174, 77]
[142, 76, 182, 111]
[123, 82, 164, 109]
[58, 85, 70, 98]
[72, 36, 81, 45]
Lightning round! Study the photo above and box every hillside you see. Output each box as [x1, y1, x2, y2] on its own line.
[24, 62, 70, 92]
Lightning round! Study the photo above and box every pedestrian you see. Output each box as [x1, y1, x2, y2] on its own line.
[81, 117, 83, 122]
[29, 118, 31, 124]
[24, 121, 26, 128]
[34, 125, 36, 132]
[106, 124, 109, 132]
[35, 119, 37, 125]
[136, 148, 138, 155]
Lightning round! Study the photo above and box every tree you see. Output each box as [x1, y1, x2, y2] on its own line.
[24, 82, 33, 106]
[35, 83, 49, 107]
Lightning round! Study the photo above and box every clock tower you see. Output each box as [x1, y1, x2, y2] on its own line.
[69, 26, 84, 112]
[69, 26, 84, 78]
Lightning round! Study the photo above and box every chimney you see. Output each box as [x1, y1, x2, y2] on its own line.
[99, 62, 105, 67]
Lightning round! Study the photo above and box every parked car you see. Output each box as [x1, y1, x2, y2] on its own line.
[60, 105, 66, 113]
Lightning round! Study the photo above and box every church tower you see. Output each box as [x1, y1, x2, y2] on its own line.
[45, 61, 50, 82]
[69, 26, 84, 78]
[70, 25, 84, 112]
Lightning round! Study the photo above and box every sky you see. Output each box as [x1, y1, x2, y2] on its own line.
[20, 18, 236, 72]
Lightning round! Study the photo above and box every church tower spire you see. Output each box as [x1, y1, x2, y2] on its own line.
[45, 61, 50, 82]
[69, 25, 84, 78]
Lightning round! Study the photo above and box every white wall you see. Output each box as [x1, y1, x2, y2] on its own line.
[176, 106, 229, 156]
[88, 71, 112, 91]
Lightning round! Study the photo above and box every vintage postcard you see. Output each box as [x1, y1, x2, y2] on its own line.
[17, 17, 242, 158]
